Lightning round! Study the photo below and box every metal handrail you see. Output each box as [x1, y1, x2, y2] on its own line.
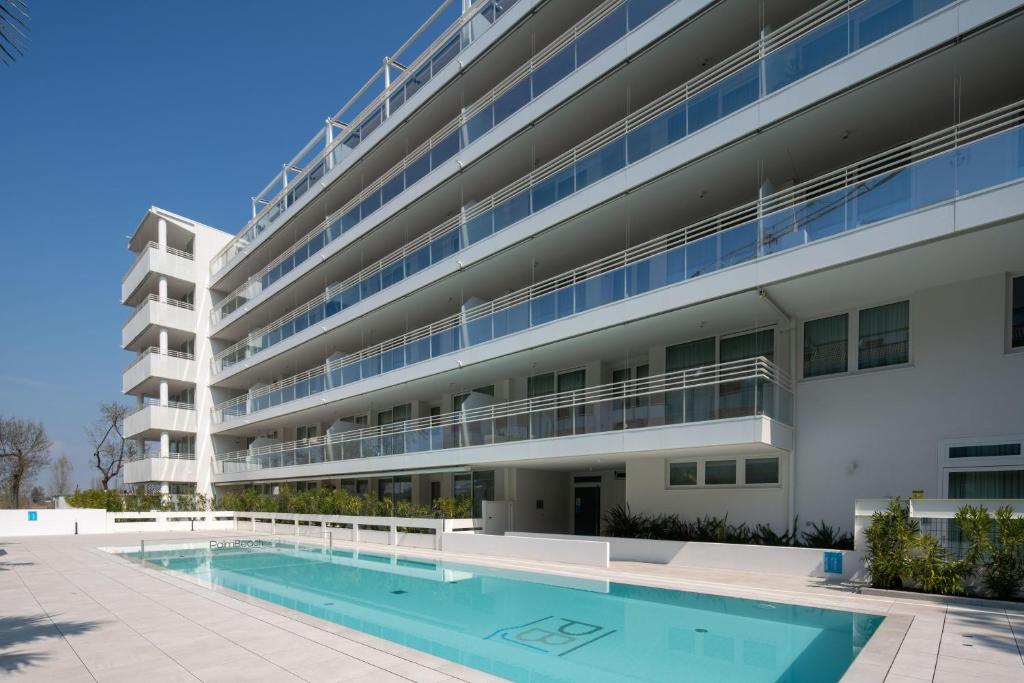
[211, 0, 526, 276]
[133, 294, 195, 314]
[135, 451, 197, 461]
[211, 91, 1023, 383]
[210, 0, 653, 317]
[132, 397, 196, 415]
[210, 0, 667, 322]
[209, 0, 934, 347]
[123, 241, 195, 283]
[124, 346, 196, 372]
[215, 357, 789, 463]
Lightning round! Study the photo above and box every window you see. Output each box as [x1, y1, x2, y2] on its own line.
[949, 444, 1021, 459]
[454, 470, 494, 517]
[1012, 276, 1024, 349]
[949, 470, 1024, 498]
[745, 457, 780, 484]
[858, 301, 909, 369]
[668, 462, 697, 486]
[296, 425, 318, 440]
[705, 460, 737, 485]
[803, 314, 848, 377]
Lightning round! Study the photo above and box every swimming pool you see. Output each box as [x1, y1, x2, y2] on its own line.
[126, 539, 882, 682]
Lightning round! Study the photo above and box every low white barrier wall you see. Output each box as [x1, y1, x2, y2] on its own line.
[0, 508, 109, 537]
[443, 532, 610, 568]
[508, 532, 860, 579]
[231, 512, 480, 551]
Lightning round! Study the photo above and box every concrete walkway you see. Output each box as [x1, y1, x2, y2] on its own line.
[0, 532, 1022, 682]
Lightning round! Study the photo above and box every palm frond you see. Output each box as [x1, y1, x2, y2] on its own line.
[0, 0, 30, 66]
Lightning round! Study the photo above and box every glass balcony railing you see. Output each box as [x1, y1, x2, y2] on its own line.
[210, 0, 529, 277]
[132, 398, 196, 415]
[212, 0, 960, 369]
[124, 347, 196, 373]
[214, 357, 792, 474]
[211, 0, 679, 325]
[211, 101, 1024, 424]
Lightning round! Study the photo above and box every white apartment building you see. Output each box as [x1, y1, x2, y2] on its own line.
[121, 0, 1024, 537]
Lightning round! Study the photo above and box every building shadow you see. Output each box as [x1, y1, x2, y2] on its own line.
[0, 615, 102, 673]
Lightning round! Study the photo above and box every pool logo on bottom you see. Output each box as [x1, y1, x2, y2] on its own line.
[485, 616, 615, 656]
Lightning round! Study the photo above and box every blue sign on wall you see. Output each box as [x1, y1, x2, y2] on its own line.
[27, 511, 38, 521]
[823, 551, 843, 575]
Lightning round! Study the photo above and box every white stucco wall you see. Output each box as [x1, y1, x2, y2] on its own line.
[795, 274, 1024, 532]
[625, 456, 790, 531]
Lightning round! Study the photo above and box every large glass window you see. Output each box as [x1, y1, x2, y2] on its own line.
[745, 457, 780, 485]
[454, 470, 494, 517]
[1012, 276, 1024, 349]
[378, 475, 412, 504]
[858, 301, 910, 369]
[705, 460, 737, 486]
[804, 314, 849, 377]
[668, 461, 697, 487]
[949, 470, 1024, 498]
[665, 337, 716, 423]
[719, 329, 774, 418]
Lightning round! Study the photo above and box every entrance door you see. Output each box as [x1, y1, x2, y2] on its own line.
[574, 487, 601, 536]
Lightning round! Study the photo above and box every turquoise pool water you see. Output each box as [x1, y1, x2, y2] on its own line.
[128, 540, 882, 682]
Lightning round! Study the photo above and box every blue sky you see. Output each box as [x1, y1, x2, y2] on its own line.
[0, 0, 434, 489]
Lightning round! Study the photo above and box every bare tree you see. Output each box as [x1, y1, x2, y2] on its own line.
[0, 416, 52, 509]
[0, 0, 30, 65]
[50, 453, 74, 498]
[85, 403, 137, 491]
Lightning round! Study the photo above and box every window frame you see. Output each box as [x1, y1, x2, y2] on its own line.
[665, 455, 781, 489]
[799, 299, 913, 380]
[937, 435, 1024, 496]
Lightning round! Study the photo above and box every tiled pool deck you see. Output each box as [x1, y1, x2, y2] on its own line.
[1, 532, 1022, 682]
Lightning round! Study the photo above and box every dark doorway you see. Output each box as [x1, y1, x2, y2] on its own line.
[574, 486, 601, 536]
[430, 481, 441, 504]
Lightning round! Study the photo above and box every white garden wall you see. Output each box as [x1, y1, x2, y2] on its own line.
[443, 532, 609, 567]
[509, 532, 862, 579]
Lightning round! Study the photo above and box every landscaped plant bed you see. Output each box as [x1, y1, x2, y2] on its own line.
[602, 504, 854, 549]
[863, 498, 1024, 600]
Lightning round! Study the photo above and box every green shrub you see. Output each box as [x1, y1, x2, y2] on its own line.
[802, 520, 854, 550]
[907, 534, 970, 595]
[863, 498, 918, 589]
[601, 505, 843, 548]
[984, 506, 1024, 600]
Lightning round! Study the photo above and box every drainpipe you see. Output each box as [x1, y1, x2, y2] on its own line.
[759, 288, 797, 537]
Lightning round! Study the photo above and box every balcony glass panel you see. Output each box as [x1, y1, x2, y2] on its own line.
[212, 0, 965, 374]
[215, 359, 792, 474]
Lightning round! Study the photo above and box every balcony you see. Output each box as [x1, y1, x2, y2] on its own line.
[210, 0, 538, 280]
[213, 358, 792, 481]
[122, 242, 195, 305]
[122, 348, 196, 394]
[123, 452, 198, 485]
[210, 0, 693, 327]
[210, 0, 990, 374]
[212, 103, 1024, 423]
[122, 295, 196, 349]
[124, 399, 197, 440]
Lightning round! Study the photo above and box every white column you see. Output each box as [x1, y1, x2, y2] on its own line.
[158, 276, 168, 301]
[158, 328, 168, 354]
[160, 432, 170, 459]
[159, 380, 169, 406]
[157, 218, 167, 248]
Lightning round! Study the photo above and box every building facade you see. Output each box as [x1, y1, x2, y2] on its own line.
[121, 0, 1024, 536]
